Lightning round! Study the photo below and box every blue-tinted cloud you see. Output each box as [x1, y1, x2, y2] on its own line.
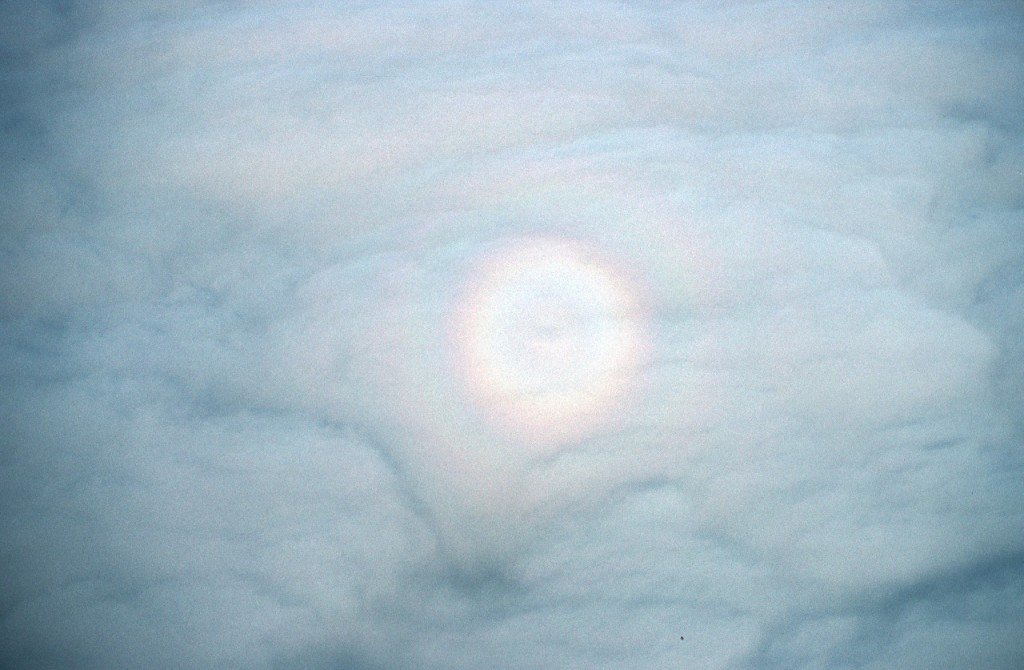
[2, 1, 1023, 668]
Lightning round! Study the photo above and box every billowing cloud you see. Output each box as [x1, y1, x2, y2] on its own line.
[2, 1, 1023, 668]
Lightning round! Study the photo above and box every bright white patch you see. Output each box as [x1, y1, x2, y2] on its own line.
[451, 237, 648, 449]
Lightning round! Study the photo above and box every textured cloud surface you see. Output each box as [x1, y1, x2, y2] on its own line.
[2, 2, 1023, 668]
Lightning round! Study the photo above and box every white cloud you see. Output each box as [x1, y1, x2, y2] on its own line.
[2, 1, 1022, 668]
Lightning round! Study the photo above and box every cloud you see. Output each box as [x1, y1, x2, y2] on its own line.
[2, 1, 1023, 668]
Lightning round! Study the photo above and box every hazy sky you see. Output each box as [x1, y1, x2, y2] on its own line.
[2, 2, 1023, 668]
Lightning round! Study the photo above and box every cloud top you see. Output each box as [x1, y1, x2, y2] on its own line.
[2, 2, 1023, 669]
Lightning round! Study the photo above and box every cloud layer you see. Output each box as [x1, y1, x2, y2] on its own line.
[2, 1, 1023, 668]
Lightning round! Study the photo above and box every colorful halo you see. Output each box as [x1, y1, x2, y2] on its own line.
[449, 236, 649, 449]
